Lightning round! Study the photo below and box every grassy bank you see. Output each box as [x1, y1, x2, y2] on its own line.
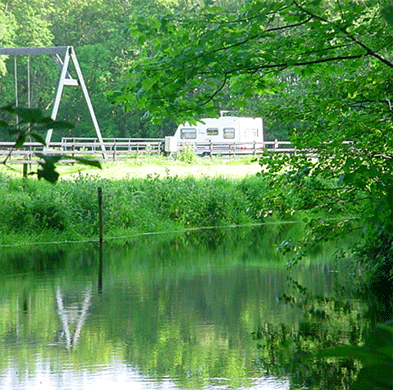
[1, 156, 359, 246]
[0, 158, 281, 246]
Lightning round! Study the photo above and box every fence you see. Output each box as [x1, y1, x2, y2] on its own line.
[0, 138, 295, 164]
[192, 140, 294, 156]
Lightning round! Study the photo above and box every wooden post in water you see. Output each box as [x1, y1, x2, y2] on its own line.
[98, 186, 104, 293]
[98, 186, 103, 245]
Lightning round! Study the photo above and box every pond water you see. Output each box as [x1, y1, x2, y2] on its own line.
[0, 225, 369, 390]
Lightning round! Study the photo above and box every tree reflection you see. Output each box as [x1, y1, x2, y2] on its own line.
[0, 226, 375, 389]
[319, 253, 393, 390]
[249, 271, 368, 389]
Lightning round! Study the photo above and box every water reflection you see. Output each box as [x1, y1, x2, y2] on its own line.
[0, 225, 367, 389]
[55, 285, 92, 351]
[1, 364, 290, 389]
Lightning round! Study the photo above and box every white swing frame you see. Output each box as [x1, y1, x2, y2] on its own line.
[0, 46, 107, 158]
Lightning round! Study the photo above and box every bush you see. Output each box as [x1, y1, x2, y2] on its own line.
[175, 143, 198, 164]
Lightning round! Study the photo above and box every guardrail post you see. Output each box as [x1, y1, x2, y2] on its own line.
[113, 143, 117, 161]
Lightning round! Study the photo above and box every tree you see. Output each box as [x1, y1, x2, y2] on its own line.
[113, 0, 393, 280]
[112, 1, 393, 120]
[45, 0, 185, 139]
[0, 0, 181, 140]
[0, 4, 17, 76]
[1, 0, 54, 47]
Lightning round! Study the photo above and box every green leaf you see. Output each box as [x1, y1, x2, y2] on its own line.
[0, 119, 9, 129]
[13, 107, 43, 122]
[15, 134, 27, 149]
[30, 133, 47, 145]
[37, 119, 74, 130]
[74, 157, 102, 169]
[1, 104, 17, 114]
[376, 324, 393, 334]
[318, 346, 386, 364]
[37, 166, 60, 184]
[35, 153, 64, 166]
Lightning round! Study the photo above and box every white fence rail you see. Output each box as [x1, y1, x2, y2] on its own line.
[0, 138, 295, 163]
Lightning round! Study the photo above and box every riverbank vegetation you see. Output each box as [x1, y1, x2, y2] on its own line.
[0, 169, 274, 246]
[0, 159, 354, 247]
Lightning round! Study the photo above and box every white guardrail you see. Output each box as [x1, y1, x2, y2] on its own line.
[0, 138, 295, 163]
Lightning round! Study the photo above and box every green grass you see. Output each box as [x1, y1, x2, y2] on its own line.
[0, 165, 277, 246]
[0, 154, 260, 181]
[0, 157, 348, 247]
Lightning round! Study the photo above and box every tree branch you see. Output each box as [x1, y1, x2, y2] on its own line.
[199, 72, 228, 107]
[222, 53, 366, 76]
[292, 0, 393, 69]
[182, 17, 314, 67]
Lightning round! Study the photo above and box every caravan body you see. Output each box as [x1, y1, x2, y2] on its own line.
[174, 116, 264, 144]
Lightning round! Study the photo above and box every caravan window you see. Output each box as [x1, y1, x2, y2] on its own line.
[223, 128, 235, 139]
[206, 128, 219, 136]
[243, 128, 259, 138]
[180, 128, 197, 139]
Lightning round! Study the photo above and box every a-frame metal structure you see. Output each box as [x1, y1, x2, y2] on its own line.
[0, 46, 107, 158]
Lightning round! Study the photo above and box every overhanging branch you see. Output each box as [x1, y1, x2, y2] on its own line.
[223, 53, 366, 76]
[292, 0, 393, 69]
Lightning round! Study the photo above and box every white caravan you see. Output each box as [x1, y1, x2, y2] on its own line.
[174, 115, 264, 144]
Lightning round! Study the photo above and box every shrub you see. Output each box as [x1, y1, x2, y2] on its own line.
[175, 143, 198, 164]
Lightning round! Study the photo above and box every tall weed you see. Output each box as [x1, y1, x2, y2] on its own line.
[175, 143, 198, 164]
[0, 172, 274, 245]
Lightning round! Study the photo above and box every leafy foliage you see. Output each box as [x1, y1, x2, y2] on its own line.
[0, 105, 101, 183]
[114, 0, 393, 269]
[174, 142, 198, 164]
[113, 1, 393, 120]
